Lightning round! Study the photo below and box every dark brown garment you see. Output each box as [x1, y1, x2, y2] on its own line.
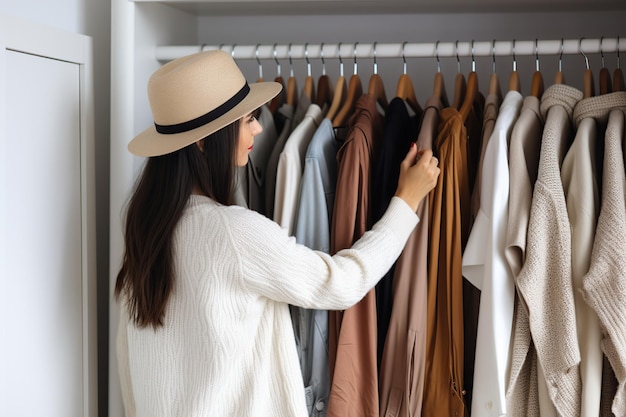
[422, 106, 471, 417]
[328, 94, 383, 417]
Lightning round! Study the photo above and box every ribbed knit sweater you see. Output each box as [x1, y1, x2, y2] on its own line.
[116, 195, 418, 417]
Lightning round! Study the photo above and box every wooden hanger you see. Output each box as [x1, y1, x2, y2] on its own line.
[508, 39, 521, 93]
[269, 44, 286, 113]
[325, 43, 347, 121]
[396, 41, 421, 114]
[598, 37, 613, 94]
[432, 41, 450, 107]
[315, 43, 333, 108]
[580, 38, 595, 98]
[451, 41, 466, 109]
[530, 39, 544, 98]
[286, 43, 298, 105]
[554, 39, 565, 85]
[333, 42, 363, 128]
[303, 43, 316, 101]
[488, 39, 502, 101]
[368, 42, 388, 110]
[459, 41, 478, 121]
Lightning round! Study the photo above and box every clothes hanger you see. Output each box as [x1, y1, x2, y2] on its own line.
[325, 42, 347, 121]
[255, 43, 264, 82]
[598, 37, 613, 94]
[508, 39, 521, 93]
[459, 40, 479, 121]
[286, 43, 298, 106]
[269, 43, 287, 113]
[580, 38, 595, 98]
[395, 41, 421, 114]
[451, 40, 466, 109]
[303, 43, 316, 102]
[554, 38, 566, 85]
[614, 37, 625, 92]
[368, 42, 388, 110]
[432, 40, 450, 107]
[530, 38, 545, 99]
[315, 43, 333, 109]
[488, 39, 502, 101]
[332, 42, 363, 128]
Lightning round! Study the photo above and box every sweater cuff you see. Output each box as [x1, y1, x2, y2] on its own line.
[375, 196, 420, 243]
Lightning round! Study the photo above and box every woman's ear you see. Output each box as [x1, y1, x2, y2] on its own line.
[196, 139, 204, 152]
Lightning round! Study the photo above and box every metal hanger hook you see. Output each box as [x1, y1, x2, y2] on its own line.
[600, 36, 606, 68]
[273, 43, 281, 77]
[402, 41, 408, 75]
[535, 38, 540, 71]
[559, 38, 564, 73]
[492, 39, 497, 73]
[255, 43, 263, 80]
[373, 41, 379, 75]
[338, 42, 344, 77]
[288, 43, 294, 77]
[305, 42, 311, 77]
[471, 40, 476, 72]
[455, 40, 461, 73]
[435, 40, 441, 73]
[617, 36, 621, 69]
[579, 37, 589, 70]
[320, 42, 326, 75]
[353, 41, 359, 75]
[512, 39, 517, 72]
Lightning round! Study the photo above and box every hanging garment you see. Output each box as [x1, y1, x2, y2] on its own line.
[422, 106, 471, 417]
[516, 84, 583, 417]
[266, 103, 295, 219]
[564, 93, 613, 417]
[233, 104, 279, 215]
[378, 93, 441, 417]
[273, 104, 322, 235]
[581, 100, 626, 417]
[328, 94, 383, 417]
[505, 94, 544, 417]
[292, 118, 345, 417]
[462, 89, 523, 417]
[470, 92, 501, 219]
[370, 97, 422, 365]
[460, 86, 485, 410]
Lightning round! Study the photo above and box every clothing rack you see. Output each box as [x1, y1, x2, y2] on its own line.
[156, 38, 624, 65]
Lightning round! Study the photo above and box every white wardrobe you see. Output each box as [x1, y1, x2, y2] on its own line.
[108, 1, 626, 415]
[0, 13, 97, 417]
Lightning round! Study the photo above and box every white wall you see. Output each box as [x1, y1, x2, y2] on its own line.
[0, 1, 111, 416]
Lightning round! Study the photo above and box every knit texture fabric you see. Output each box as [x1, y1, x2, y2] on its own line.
[517, 83, 583, 417]
[117, 195, 418, 417]
[581, 109, 626, 417]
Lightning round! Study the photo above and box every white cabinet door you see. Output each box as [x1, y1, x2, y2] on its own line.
[0, 15, 96, 417]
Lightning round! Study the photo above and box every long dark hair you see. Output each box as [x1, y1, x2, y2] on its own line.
[115, 120, 240, 328]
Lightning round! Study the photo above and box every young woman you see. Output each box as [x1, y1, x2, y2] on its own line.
[115, 49, 440, 417]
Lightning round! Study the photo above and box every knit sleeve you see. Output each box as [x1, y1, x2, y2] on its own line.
[231, 196, 419, 310]
[115, 301, 136, 417]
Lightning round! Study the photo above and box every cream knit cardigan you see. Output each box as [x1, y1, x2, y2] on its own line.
[116, 195, 418, 417]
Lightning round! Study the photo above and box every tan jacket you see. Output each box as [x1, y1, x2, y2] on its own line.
[328, 94, 384, 417]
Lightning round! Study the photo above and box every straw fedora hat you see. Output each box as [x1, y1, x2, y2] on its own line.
[128, 49, 282, 157]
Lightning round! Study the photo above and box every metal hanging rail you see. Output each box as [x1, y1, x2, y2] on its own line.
[155, 38, 624, 63]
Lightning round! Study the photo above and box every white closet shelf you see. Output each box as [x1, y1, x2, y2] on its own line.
[132, 0, 626, 15]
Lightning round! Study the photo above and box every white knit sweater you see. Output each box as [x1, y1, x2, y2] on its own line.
[117, 195, 418, 417]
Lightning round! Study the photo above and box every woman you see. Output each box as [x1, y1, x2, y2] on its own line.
[115, 49, 439, 417]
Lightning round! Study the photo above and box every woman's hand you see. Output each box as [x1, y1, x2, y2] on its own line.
[394, 143, 440, 212]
